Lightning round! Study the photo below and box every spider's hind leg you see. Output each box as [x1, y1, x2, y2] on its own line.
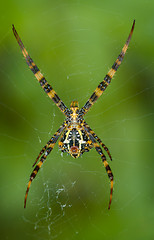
[94, 142, 113, 209]
[24, 122, 67, 208]
[83, 121, 112, 161]
[83, 123, 113, 209]
[32, 137, 58, 168]
[24, 145, 53, 208]
[32, 142, 49, 167]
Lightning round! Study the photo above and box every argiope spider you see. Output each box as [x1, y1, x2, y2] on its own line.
[12, 20, 135, 209]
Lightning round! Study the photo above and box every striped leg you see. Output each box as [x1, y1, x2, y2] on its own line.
[85, 131, 113, 209]
[83, 121, 112, 161]
[24, 123, 67, 208]
[24, 146, 52, 208]
[79, 20, 135, 117]
[32, 143, 48, 168]
[12, 25, 70, 117]
[93, 142, 113, 209]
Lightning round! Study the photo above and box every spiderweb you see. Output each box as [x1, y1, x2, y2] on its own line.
[1, 1, 154, 240]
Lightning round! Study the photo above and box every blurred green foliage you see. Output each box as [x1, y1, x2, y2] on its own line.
[0, 0, 154, 239]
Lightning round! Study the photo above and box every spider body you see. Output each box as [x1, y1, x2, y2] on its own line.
[59, 101, 93, 158]
[12, 21, 135, 209]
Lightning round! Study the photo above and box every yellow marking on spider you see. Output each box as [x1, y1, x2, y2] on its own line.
[48, 90, 57, 99]
[89, 129, 94, 134]
[22, 50, 27, 59]
[95, 87, 104, 97]
[22, 47, 28, 56]
[116, 59, 121, 65]
[78, 129, 83, 140]
[108, 68, 116, 78]
[50, 143, 55, 148]
[26, 181, 32, 192]
[65, 130, 71, 140]
[24, 180, 32, 208]
[122, 44, 128, 54]
[104, 161, 108, 168]
[58, 141, 63, 147]
[70, 101, 79, 107]
[35, 71, 43, 81]
[111, 179, 113, 188]
[37, 162, 43, 168]
[93, 143, 98, 147]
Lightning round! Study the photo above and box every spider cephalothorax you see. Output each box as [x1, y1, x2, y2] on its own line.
[12, 20, 135, 209]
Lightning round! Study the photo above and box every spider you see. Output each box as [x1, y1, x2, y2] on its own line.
[12, 20, 135, 209]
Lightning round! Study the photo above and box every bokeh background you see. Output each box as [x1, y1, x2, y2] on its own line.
[0, 0, 154, 239]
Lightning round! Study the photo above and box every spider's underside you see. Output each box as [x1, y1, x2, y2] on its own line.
[12, 20, 135, 209]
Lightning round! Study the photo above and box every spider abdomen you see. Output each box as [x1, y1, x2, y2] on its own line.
[59, 127, 92, 158]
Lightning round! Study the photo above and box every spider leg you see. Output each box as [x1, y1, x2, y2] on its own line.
[24, 122, 67, 208]
[24, 146, 52, 208]
[12, 25, 70, 117]
[79, 20, 135, 117]
[94, 141, 113, 209]
[32, 133, 61, 168]
[32, 126, 66, 168]
[83, 121, 112, 161]
[32, 143, 48, 168]
[84, 129, 113, 209]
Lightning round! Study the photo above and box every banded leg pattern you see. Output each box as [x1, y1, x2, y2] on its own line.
[79, 20, 135, 117]
[24, 146, 53, 208]
[83, 121, 112, 161]
[12, 25, 70, 117]
[32, 144, 48, 167]
[93, 142, 113, 210]
[24, 122, 67, 208]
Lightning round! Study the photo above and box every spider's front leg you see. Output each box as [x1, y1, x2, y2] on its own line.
[24, 122, 67, 208]
[12, 25, 70, 117]
[79, 20, 135, 117]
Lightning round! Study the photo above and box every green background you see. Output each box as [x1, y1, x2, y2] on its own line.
[0, 0, 154, 239]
